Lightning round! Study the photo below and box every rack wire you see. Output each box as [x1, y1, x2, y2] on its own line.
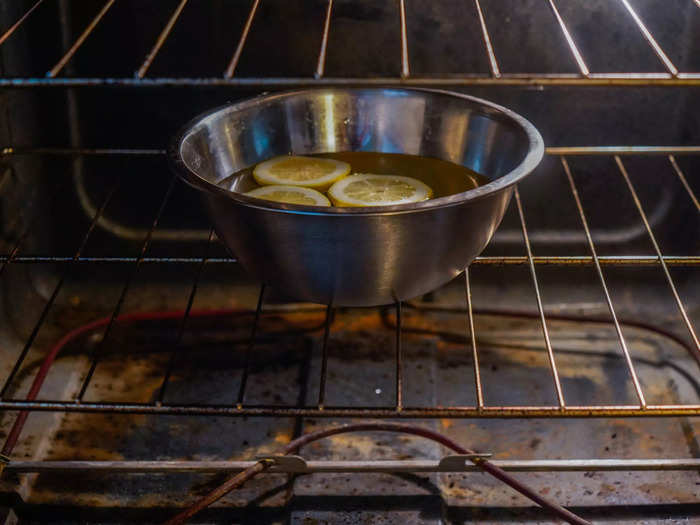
[0, 0, 699, 86]
[0, 146, 697, 421]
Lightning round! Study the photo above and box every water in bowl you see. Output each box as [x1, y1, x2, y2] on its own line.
[218, 151, 489, 201]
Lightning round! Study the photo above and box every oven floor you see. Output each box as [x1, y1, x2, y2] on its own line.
[0, 271, 699, 523]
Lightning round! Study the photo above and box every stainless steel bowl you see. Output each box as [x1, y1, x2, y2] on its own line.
[169, 88, 543, 306]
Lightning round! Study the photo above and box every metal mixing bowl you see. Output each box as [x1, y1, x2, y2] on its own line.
[169, 88, 543, 306]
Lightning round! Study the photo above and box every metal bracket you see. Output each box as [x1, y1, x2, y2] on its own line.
[438, 454, 493, 471]
[255, 455, 308, 473]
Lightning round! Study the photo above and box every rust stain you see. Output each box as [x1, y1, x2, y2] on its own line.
[274, 431, 292, 445]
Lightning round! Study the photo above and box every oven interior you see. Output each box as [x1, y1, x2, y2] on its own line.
[0, 0, 698, 522]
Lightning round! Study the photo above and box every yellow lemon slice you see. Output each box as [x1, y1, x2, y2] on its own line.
[244, 185, 331, 206]
[253, 155, 350, 190]
[328, 174, 433, 207]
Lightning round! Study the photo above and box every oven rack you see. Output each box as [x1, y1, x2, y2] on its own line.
[0, 145, 698, 421]
[0, 0, 699, 87]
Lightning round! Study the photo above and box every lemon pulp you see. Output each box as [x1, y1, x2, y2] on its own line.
[328, 174, 433, 207]
[244, 185, 331, 206]
[253, 155, 350, 190]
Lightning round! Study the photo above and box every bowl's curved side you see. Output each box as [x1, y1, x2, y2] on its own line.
[206, 186, 513, 306]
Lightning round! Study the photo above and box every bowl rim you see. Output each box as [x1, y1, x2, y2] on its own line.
[168, 87, 544, 216]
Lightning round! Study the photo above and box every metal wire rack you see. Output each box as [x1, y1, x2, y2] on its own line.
[0, 0, 699, 86]
[0, 146, 697, 423]
[0, 0, 698, 493]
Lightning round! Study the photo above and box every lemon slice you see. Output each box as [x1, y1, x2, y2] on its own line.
[328, 174, 433, 207]
[244, 185, 331, 206]
[253, 155, 350, 190]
